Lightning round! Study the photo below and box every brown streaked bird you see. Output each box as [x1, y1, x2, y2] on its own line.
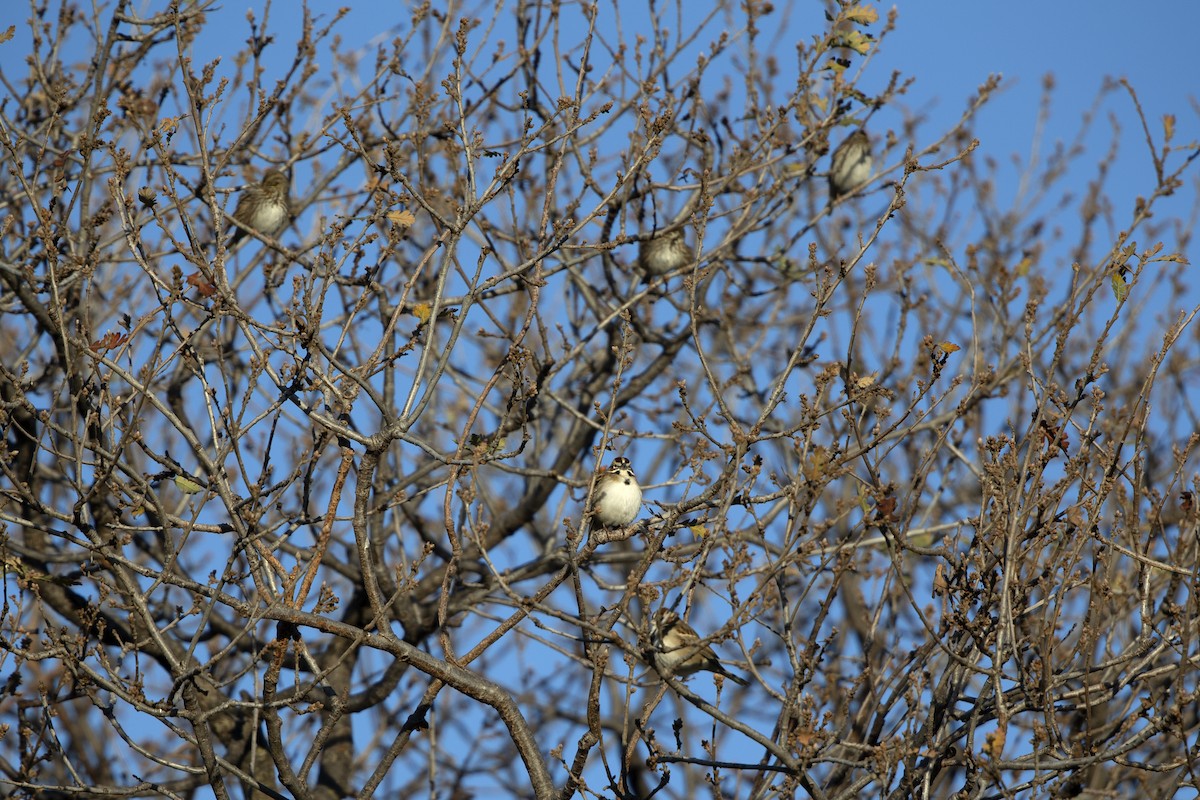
[651, 608, 748, 686]
[637, 229, 694, 276]
[589, 456, 642, 528]
[227, 168, 290, 248]
[828, 129, 872, 200]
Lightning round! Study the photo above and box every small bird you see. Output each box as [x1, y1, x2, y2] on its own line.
[227, 168, 290, 248]
[651, 608, 748, 685]
[589, 456, 642, 528]
[828, 129, 872, 200]
[637, 229, 694, 276]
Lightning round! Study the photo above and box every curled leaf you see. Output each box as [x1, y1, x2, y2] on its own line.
[91, 331, 130, 352]
[1110, 271, 1128, 302]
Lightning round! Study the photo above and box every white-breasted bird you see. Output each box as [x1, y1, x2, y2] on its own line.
[589, 456, 642, 528]
[650, 608, 748, 685]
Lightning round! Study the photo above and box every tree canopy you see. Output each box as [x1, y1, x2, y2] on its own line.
[1, 2, 1198, 799]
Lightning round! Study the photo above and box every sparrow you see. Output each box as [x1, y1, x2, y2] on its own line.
[650, 608, 748, 685]
[227, 168, 290, 248]
[828, 129, 872, 200]
[589, 456, 642, 528]
[637, 229, 694, 276]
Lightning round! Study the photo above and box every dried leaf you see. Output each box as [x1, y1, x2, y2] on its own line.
[983, 723, 1007, 759]
[91, 331, 129, 352]
[844, 4, 879, 25]
[186, 272, 217, 297]
[386, 208, 416, 228]
[159, 114, 186, 134]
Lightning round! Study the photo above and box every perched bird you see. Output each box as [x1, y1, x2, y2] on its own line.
[227, 168, 290, 248]
[637, 229, 694, 276]
[828, 129, 872, 200]
[651, 608, 748, 686]
[589, 456, 642, 528]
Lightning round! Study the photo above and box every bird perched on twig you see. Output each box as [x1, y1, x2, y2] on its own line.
[828, 129, 872, 200]
[637, 229, 694, 277]
[227, 168, 290, 248]
[650, 608, 748, 685]
[589, 456, 642, 529]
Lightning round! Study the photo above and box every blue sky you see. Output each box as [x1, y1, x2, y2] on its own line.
[880, 2, 1196, 216]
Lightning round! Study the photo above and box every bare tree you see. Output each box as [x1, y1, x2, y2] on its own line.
[2, 2, 1198, 799]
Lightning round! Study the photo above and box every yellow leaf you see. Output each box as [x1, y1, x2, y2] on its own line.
[839, 30, 873, 56]
[174, 475, 205, 494]
[844, 4, 879, 25]
[1163, 114, 1175, 141]
[936, 341, 960, 355]
[689, 524, 707, 538]
[386, 208, 416, 228]
[412, 302, 432, 324]
[0, 26, 14, 44]
[907, 530, 937, 548]
[1110, 271, 1128, 302]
